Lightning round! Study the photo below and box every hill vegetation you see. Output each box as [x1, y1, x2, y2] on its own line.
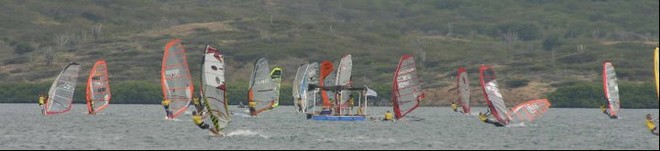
[0, 0, 658, 108]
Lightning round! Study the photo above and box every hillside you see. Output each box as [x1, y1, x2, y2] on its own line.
[1, 0, 658, 107]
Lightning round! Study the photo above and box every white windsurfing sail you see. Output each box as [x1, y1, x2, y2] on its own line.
[86, 59, 111, 114]
[456, 67, 471, 113]
[479, 65, 509, 125]
[392, 55, 424, 120]
[293, 63, 309, 112]
[200, 45, 230, 131]
[304, 62, 319, 113]
[45, 62, 81, 115]
[248, 58, 278, 115]
[161, 39, 193, 119]
[293, 64, 307, 103]
[335, 54, 352, 114]
[602, 61, 620, 118]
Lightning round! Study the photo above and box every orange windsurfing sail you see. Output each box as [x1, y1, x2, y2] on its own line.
[86, 59, 111, 114]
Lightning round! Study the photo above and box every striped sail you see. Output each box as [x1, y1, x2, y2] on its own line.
[86, 60, 111, 114]
[392, 55, 424, 120]
[479, 65, 509, 125]
[45, 63, 80, 115]
[602, 61, 620, 118]
[161, 39, 193, 119]
[200, 45, 230, 130]
[508, 99, 551, 123]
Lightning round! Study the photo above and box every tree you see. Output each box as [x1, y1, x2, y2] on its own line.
[14, 43, 34, 55]
[44, 47, 54, 66]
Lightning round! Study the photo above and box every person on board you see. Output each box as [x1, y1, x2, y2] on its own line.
[478, 111, 504, 127]
[248, 100, 257, 117]
[646, 114, 658, 135]
[356, 104, 364, 116]
[347, 95, 355, 115]
[600, 104, 608, 115]
[451, 101, 458, 112]
[192, 111, 222, 136]
[38, 94, 46, 114]
[383, 110, 394, 121]
[192, 96, 203, 112]
[89, 100, 96, 115]
[162, 98, 173, 119]
[295, 98, 303, 113]
[600, 104, 618, 119]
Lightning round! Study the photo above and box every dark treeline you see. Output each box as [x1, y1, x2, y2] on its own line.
[1, 81, 657, 108]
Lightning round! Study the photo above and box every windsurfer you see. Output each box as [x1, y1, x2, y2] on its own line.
[646, 114, 658, 135]
[479, 111, 504, 127]
[295, 98, 303, 113]
[451, 101, 458, 112]
[347, 95, 355, 115]
[192, 111, 222, 136]
[38, 94, 46, 114]
[162, 98, 172, 119]
[384, 110, 393, 121]
[193, 96, 203, 112]
[248, 101, 256, 117]
[89, 100, 95, 115]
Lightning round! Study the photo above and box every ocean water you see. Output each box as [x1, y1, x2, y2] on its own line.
[0, 104, 657, 150]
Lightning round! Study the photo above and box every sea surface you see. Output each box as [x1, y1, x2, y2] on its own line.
[0, 104, 657, 150]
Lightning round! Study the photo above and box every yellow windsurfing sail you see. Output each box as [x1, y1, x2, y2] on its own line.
[654, 47, 658, 98]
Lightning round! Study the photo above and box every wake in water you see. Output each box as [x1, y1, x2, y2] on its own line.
[225, 129, 269, 138]
[316, 136, 397, 144]
[506, 122, 534, 128]
[230, 111, 252, 118]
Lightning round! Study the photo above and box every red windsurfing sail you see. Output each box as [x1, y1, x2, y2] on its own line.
[319, 61, 334, 108]
[602, 61, 620, 118]
[161, 39, 193, 119]
[508, 99, 551, 123]
[392, 55, 424, 120]
[86, 59, 111, 114]
[479, 65, 509, 125]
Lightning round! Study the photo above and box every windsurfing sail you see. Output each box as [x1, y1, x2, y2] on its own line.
[479, 65, 509, 125]
[247, 58, 278, 115]
[602, 61, 620, 118]
[293, 63, 310, 112]
[304, 62, 319, 113]
[161, 39, 193, 119]
[319, 61, 334, 108]
[86, 59, 111, 114]
[366, 88, 377, 97]
[335, 54, 352, 114]
[456, 67, 471, 114]
[200, 45, 230, 131]
[392, 55, 424, 120]
[45, 62, 81, 115]
[292, 64, 307, 103]
[508, 99, 551, 123]
[270, 67, 283, 109]
[654, 47, 658, 98]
